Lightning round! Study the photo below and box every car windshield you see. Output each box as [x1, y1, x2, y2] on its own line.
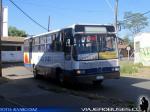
[73, 34, 117, 60]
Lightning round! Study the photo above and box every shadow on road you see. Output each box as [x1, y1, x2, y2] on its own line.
[1, 74, 150, 108]
[7, 75, 150, 101]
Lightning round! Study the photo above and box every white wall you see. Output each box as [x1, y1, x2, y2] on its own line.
[2, 51, 23, 62]
[3, 7, 8, 37]
[134, 33, 150, 66]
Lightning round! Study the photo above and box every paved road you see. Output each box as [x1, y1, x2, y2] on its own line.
[1, 64, 150, 108]
[90, 77, 150, 101]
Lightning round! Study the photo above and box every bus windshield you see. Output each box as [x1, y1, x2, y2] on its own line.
[73, 34, 117, 60]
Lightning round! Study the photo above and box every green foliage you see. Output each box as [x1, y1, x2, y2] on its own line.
[123, 35, 130, 44]
[120, 61, 143, 74]
[134, 63, 143, 68]
[122, 35, 134, 47]
[129, 41, 134, 48]
[8, 26, 27, 37]
[123, 12, 148, 36]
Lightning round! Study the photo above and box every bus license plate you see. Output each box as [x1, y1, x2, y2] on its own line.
[96, 76, 104, 80]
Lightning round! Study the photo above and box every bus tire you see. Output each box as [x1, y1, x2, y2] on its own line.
[93, 80, 103, 86]
[58, 73, 65, 85]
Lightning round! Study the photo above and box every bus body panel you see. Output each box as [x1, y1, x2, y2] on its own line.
[71, 59, 118, 70]
[31, 52, 65, 68]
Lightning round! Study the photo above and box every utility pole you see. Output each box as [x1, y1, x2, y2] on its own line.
[115, 0, 118, 33]
[0, 0, 2, 77]
[114, 0, 119, 58]
[48, 16, 50, 32]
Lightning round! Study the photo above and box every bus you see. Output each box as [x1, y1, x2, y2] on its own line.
[24, 24, 120, 85]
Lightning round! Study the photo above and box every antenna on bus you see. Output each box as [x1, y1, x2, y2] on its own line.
[48, 16, 50, 32]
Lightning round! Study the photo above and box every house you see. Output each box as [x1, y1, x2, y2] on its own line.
[134, 33, 150, 66]
[118, 38, 134, 58]
[1, 37, 24, 62]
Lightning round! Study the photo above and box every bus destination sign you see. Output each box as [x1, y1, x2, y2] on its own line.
[85, 27, 107, 33]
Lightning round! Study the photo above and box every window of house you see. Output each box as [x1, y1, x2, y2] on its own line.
[2, 46, 22, 51]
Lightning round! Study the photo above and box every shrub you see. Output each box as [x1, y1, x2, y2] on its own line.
[120, 61, 140, 74]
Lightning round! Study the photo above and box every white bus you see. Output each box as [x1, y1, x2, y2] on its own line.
[24, 24, 120, 85]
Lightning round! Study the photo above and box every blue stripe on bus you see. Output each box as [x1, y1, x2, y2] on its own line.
[64, 66, 120, 75]
[86, 68, 98, 74]
[85, 66, 120, 75]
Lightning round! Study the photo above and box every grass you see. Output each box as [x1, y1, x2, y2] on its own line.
[120, 61, 143, 75]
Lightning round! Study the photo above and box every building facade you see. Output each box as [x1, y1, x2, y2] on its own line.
[3, 6, 8, 37]
[1, 37, 24, 62]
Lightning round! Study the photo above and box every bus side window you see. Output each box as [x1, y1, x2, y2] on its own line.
[51, 34, 56, 52]
[64, 38, 71, 60]
[55, 33, 62, 51]
[24, 40, 29, 52]
[29, 39, 32, 52]
[46, 35, 52, 52]
[64, 38, 71, 53]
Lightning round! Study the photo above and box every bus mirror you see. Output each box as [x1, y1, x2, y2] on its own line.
[117, 22, 122, 31]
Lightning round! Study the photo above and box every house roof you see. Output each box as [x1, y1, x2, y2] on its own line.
[1, 36, 24, 44]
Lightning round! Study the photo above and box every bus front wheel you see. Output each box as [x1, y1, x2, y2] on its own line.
[57, 72, 65, 85]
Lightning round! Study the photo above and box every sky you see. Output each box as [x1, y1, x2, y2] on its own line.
[3, 0, 150, 36]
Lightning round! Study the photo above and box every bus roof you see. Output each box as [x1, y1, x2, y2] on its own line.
[67, 23, 114, 29]
[24, 24, 114, 40]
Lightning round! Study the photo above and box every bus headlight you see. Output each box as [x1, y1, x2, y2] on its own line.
[114, 67, 119, 71]
[76, 70, 85, 74]
[112, 68, 115, 71]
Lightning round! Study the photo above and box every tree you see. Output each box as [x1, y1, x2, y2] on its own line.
[122, 35, 134, 47]
[8, 26, 27, 37]
[123, 12, 148, 36]
[123, 35, 130, 44]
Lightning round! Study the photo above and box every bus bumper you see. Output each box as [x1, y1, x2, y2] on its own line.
[71, 72, 120, 83]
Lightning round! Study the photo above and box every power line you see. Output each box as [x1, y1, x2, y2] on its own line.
[123, 10, 150, 21]
[104, 0, 114, 13]
[12, 0, 104, 13]
[9, 0, 48, 31]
